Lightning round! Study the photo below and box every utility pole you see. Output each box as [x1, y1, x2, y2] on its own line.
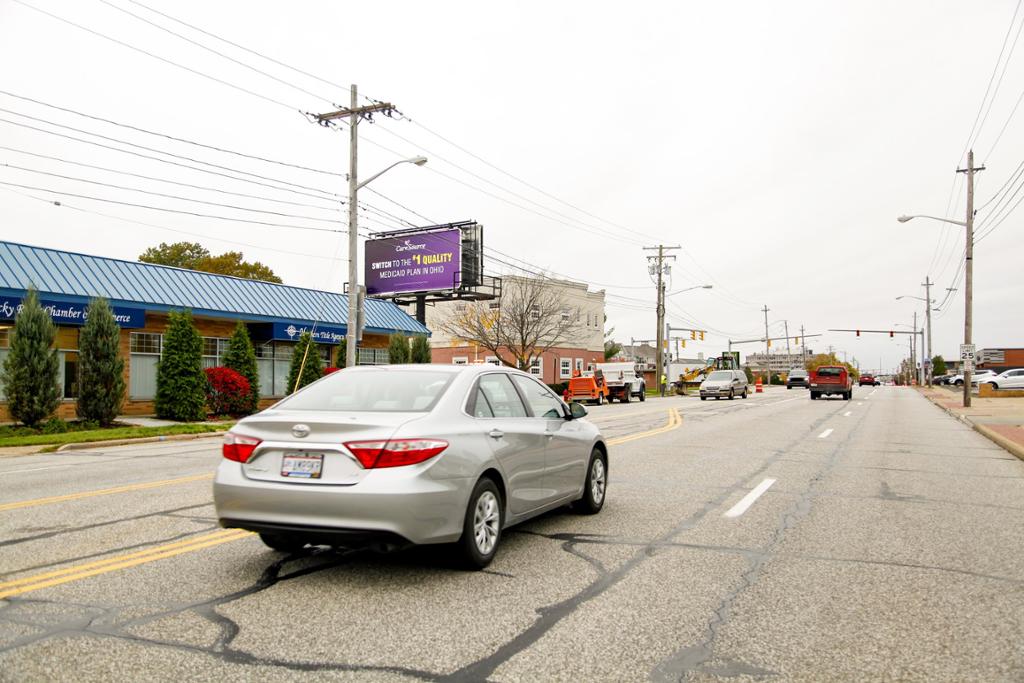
[762, 305, 771, 385]
[910, 311, 918, 385]
[923, 276, 933, 387]
[784, 320, 791, 367]
[644, 245, 679, 396]
[800, 324, 807, 364]
[314, 85, 396, 368]
[956, 150, 983, 407]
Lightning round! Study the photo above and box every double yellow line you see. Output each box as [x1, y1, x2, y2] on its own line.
[0, 473, 214, 512]
[0, 528, 250, 599]
[0, 409, 682, 599]
[608, 408, 682, 446]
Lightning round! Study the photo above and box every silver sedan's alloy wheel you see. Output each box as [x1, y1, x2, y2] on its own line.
[474, 491, 500, 555]
[590, 456, 606, 505]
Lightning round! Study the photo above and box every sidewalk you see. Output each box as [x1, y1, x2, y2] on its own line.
[919, 385, 1024, 460]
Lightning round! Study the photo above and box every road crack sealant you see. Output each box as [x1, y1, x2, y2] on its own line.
[0, 395, 846, 681]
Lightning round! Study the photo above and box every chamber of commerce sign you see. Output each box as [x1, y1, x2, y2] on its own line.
[0, 297, 145, 328]
[364, 228, 462, 296]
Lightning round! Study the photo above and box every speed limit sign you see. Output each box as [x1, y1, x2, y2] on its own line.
[960, 344, 975, 361]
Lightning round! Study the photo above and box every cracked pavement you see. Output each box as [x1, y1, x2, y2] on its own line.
[1, 386, 1023, 681]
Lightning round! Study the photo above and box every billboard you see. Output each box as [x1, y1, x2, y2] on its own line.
[364, 228, 462, 296]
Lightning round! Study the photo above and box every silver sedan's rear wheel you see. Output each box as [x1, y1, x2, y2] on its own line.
[573, 448, 607, 515]
[456, 478, 503, 569]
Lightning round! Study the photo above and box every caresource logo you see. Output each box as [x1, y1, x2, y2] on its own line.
[285, 324, 298, 338]
[394, 239, 427, 252]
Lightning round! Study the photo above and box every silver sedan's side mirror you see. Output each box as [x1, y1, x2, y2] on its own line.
[569, 402, 588, 420]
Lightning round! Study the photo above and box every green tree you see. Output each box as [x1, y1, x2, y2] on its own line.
[335, 338, 347, 368]
[155, 310, 207, 421]
[410, 335, 432, 363]
[388, 333, 410, 364]
[285, 331, 323, 394]
[222, 321, 259, 414]
[603, 324, 622, 360]
[932, 354, 947, 376]
[140, 241, 282, 283]
[1, 288, 60, 427]
[76, 298, 125, 426]
[743, 366, 755, 384]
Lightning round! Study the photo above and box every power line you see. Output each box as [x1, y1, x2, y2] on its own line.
[0, 162, 345, 225]
[0, 89, 343, 177]
[959, 0, 1024, 162]
[124, 0, 353, 97]
[0, 144, 342, 213]
[95, 0, 338, 107]
[0, 185, 341, 261]
[11, 0, 302, 113]
[0, 180, 344, 233]
[0, 115, 338, 204]
[0, 107, 341, 199]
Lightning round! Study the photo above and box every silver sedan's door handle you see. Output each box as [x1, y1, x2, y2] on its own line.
[488, 429, 504, 439]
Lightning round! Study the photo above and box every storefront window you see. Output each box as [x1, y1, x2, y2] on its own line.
[202, 337, 229, 369]
[130, 332, 162, 399]
[254, 341, 332, 397]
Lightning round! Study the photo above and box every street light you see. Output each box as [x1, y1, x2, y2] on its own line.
[897, 294, 935, 387]
[346, 155, 428, 367]
[897, 214, 966, 226]
[898, 145, 979, 407]
[666, 284, 712, 296]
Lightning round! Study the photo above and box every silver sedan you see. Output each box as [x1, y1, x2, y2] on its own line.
[214, 364, 608, 568]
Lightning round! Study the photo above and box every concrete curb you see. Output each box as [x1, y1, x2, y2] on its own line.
[56, 431, 226, 452]
[972, 423, 1024, 461]
[919, 390, 1024, 462]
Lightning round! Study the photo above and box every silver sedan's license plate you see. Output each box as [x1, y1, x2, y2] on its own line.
[281, 453, 323, 479]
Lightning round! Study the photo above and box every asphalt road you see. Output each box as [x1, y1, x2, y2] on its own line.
[1, 386, 1023, 682]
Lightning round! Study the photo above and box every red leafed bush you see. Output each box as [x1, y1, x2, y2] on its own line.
[323, 366, 341, 376]
[204, 366, 252, 417]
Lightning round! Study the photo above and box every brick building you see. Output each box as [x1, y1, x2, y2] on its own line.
[0, 241, 427, 420]
[412, 274, 606, 383]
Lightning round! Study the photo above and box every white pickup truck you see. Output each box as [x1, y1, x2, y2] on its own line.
[595, 362, 646, 403]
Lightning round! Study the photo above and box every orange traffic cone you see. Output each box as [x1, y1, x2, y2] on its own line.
[755, 377, 763, 393]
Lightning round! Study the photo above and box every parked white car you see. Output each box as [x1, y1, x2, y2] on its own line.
[979, 368, 1024, 391]
[950, 369, 997, 386]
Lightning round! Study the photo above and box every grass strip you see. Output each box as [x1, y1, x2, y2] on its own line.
[0, 423, 231, 448]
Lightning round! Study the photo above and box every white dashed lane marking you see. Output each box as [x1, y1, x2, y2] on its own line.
[723, 478, 776, 518]
[843, 411, 852, 417]
[818, 428, 834, 439]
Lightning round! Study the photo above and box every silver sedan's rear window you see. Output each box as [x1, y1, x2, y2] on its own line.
[278, 370, 455, 412]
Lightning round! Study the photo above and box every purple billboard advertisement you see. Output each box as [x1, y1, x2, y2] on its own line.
[364, 228, 463, 296]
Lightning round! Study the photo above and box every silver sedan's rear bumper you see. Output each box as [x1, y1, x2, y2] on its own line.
[213, 461, 470, 545]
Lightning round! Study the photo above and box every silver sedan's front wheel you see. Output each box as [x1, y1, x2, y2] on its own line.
[456, 478, 503, 569]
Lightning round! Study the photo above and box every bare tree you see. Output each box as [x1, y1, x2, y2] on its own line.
[439, 276, 578, 371]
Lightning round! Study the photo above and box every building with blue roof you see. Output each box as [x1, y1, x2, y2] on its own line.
[0, 240, 429, 417]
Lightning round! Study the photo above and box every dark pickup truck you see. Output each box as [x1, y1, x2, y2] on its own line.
[810, 366, 852, 400]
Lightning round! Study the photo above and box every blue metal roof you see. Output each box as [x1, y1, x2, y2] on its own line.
[0, 241, 429, 336]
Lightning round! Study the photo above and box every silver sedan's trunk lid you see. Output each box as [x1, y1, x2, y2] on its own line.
[236, 410, 422, 486]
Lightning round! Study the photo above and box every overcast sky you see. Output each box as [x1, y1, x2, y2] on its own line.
[1, 0, 1022, 373]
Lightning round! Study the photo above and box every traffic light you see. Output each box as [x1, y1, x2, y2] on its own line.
[690, 330, 696, 340]
[889, 330, 894, 338]
[699, 331, 705, 341]
[767, 339, 772, 348]
[681, 339, 686, 348]
[856, 330, 860, 337]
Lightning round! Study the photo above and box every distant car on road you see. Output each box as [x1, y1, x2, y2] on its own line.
[699, 369, 748, 400]
[810, 365, 852, 400]
[979, 368, 1024, 390]
[786, 368, 809, 389]
[213, 364, 607, 569]
[858, 374, 880, 387]
[933, 374, 953, 385]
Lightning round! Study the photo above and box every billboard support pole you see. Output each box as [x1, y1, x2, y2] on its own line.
[346, 84, 359, 368]
[415, 294, 426, 325]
